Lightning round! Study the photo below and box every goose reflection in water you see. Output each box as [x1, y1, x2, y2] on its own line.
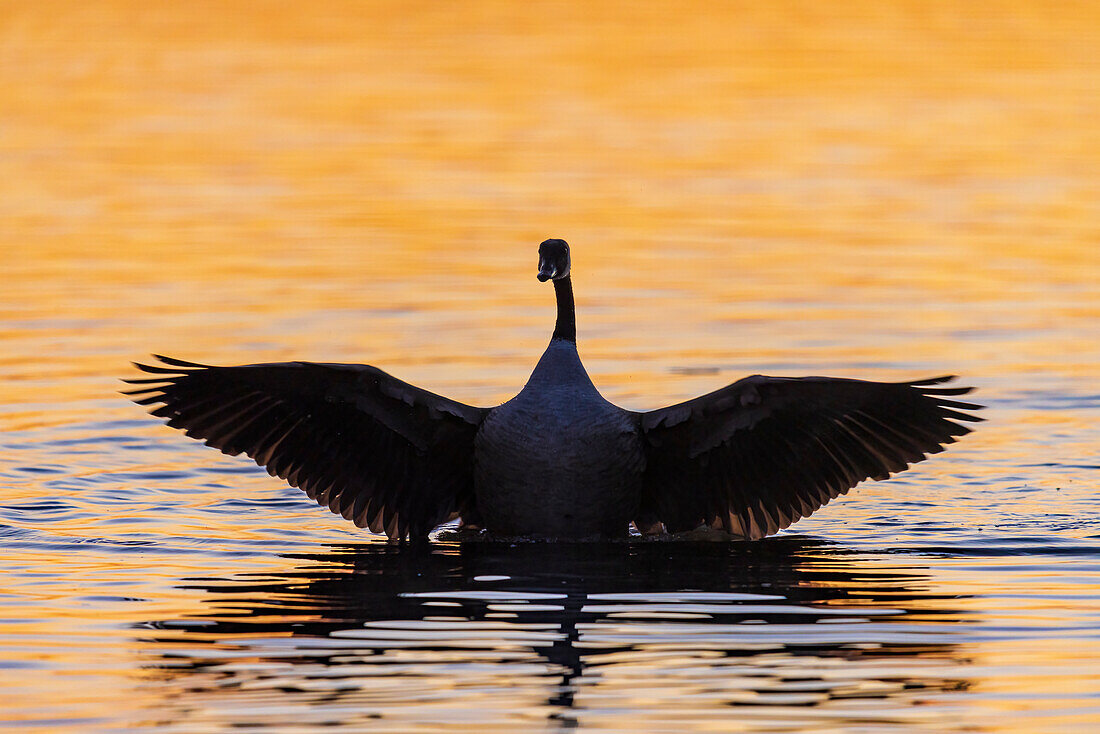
[138, 539, 972, 730]
[126, 239, 982, 542]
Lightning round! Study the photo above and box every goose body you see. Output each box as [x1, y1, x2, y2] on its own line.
[126, 239, 983, 541]
[475, 338, 644, 538]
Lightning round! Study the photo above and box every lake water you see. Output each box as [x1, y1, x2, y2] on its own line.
[1, 2, 1098, 731]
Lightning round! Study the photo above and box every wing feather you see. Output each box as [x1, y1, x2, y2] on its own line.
[126, 356, 488, 540]
[637, 375, 982, 539]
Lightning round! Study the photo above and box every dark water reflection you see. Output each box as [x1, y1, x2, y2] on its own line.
[140, 539, 975, 731]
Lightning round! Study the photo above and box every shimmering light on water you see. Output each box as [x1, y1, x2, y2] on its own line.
[1, 1, 1098, 732]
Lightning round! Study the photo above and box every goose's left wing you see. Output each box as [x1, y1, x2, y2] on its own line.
[124, 355, 489, 540]
[635, 375, 982, 539]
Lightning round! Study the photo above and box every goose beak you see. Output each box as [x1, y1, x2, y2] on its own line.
[537, 261, 557, 282]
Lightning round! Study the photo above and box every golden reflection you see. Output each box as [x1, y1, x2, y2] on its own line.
[1, 0, 1097, 414]
[1, 1, 1098, 732]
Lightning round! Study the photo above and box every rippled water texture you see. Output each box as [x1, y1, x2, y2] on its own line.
[2, 1, 1098, 731]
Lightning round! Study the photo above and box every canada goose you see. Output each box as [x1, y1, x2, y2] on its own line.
[125, 238, 982, 541]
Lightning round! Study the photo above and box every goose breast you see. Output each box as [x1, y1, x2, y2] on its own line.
[474, 376, 644, 538]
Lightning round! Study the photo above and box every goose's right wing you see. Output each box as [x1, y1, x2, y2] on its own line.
[636, 375, 983, 539]
[124, 356, 489, 540]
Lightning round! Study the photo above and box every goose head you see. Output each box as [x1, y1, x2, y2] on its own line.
[537, 238, 571, 282]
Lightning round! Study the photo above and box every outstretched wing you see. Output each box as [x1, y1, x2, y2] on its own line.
[636, 375, 983, 539]
[124, 355, 489, 540]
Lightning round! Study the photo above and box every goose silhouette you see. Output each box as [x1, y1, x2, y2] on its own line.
[125, 239, 982, 541]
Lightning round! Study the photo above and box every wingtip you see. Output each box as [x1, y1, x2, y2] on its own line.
[913, 377, 985, 415]
[909, 375, 957, 386]
[152, 354, 209, 368]
[131, 355, 210, 375]
[936, 397, 984, 411]
[132, 362, 180, 375]
[922, 385, 977, 396]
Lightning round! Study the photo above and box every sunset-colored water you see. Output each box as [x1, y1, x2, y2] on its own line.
[1, 1, 1098, 731]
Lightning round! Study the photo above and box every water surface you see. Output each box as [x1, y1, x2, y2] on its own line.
[1, 1, 1098, 731]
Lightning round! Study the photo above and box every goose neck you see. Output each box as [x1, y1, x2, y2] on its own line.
[552, 276, 576, 342]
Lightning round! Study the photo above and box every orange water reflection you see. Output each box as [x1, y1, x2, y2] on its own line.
[1, 1, 1098, 732]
